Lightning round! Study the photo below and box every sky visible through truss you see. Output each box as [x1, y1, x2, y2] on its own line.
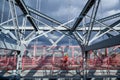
[0, 0, 120, 46]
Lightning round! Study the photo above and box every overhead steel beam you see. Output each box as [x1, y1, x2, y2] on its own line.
[9, 0, 20, 41]
[15, 0, 39, 31]
[0, 32, 20, 51]
[85, 34, 120, 51]
[2, 26, 120, 31]
[85, 0, 100, 45]
[0, 39, 19, 51]
[106, 33, 114, 38]
[71, 0, 96, 31]
[0, 27, 17, 40]
[85, 15, 118, 39]
[28, 7, 70, 30]
[86, 15, 119, 33]
[100, 19, 120, 33]
[0, 14, 23, 26]
[0, 26, 20, 51]
[72, 31, 83, 45]
[26, 30, 53, 44]
[80, 12, 120, 27]
[90, 19, 120, 44]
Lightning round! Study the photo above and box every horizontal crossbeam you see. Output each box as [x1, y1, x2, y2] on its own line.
[2, 26, 120, 31]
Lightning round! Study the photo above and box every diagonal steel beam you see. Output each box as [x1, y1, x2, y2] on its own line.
[27, 6, 85, 44]
[0, 26, 17, 40]
[0, 14, 23, 26]
[0, 26, 20, 51]
[86, 15, 119, 33]
[0, 31, 19, 51]
[73, 31, 83, 43]
[85, 34, 120, 51]
[29, 14, 79, 40]
[71, 0, 96, 31]
[100, 19, 120, 34]
[85, 0, 100, 45]
[26, 30, 53, 44]
[79, 12, 120, 27]
[47, 35, 65, 50]
[0, 40, 20, 51]
[15, 0, 39, 31]
[28, 6, 70, 30]
[9, 0, 20, 41]
[90, 19, 120, 43]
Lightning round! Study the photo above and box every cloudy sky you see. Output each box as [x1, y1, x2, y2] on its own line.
[0, 0, 119, 24]
[26, 0, 120, 45]
[24, 0, 120, 22]
[0, 0, 120, 46]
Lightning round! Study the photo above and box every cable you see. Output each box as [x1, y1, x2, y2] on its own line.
[35, 0, 39, 24]
[38, 0, 41, 25]
[7, 7, 11, 25]
[67, 0, 72, 27]
[1, 0, 5, 23]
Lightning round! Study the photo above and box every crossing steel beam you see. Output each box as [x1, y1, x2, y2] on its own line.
[100, 19, 120, 34]
[71, 0, 96, 31]
[80, 12, 120, 27]
[0, 26, 20, 51]
[0, 32, 19, 51]
[0, 40, 19, 51]
[90, 19, 120, 44]
[28, 7, 70, 30]
[85, 34, 120, 51]
[2, 26, 120, 31]
[9, 0, 20, 41]
[15, 0, 39, 31]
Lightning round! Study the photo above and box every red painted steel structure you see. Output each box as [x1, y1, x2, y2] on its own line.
[0, 46, 120, 70]
[0, 56, 17, 70]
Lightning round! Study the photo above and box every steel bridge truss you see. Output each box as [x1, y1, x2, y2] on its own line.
[0, 0, 120, 79]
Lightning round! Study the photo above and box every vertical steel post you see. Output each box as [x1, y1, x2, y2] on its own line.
[72, 46, 74, 64]
[105, 48, 108, 57]
[43, 46, 46, 59]
[81, 45, 87, 80]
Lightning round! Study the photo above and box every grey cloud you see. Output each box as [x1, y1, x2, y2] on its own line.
[23, 0, 120, 23]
